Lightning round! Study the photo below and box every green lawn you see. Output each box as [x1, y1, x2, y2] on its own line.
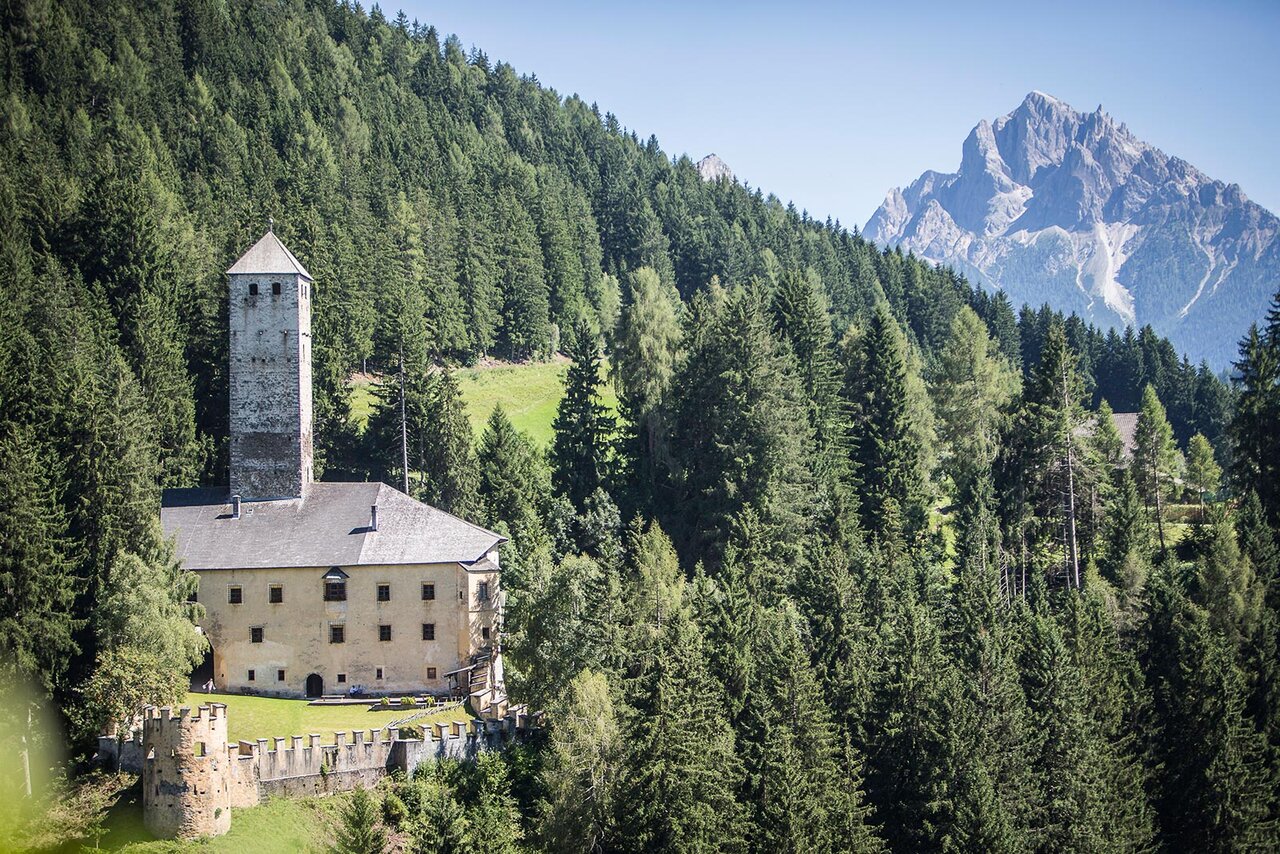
[95, 786, 346, 853]
[348, 359, 619, 448]
[182, 691, 469, 744]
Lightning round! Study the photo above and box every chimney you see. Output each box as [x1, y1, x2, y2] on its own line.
[370, 504, 378, 532]
[231, 495, 242, 520]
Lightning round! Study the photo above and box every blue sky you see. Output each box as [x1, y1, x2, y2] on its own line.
[399, 0, 1280, 227]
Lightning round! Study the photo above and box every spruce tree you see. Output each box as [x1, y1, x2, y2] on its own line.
[1229, 293, 1280, 525]
[844, 301, 929, 542]
[550, 323, 614, 511]
[1015, 321, 1091, 589]
[615, 522, 746, 853]
[332, 786, 387, 854]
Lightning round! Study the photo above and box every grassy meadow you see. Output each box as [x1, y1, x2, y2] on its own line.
[348, 359, 619, 449]
[83, 785, 347, 853]
[179, 691, 469, 744]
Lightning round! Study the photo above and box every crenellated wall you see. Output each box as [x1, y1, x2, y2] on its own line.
[99, 703, 538, 840]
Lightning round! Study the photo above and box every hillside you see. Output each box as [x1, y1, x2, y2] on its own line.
[865, 91, 1279, 366]
[5, 2, 1280, 852]
[349, 360, 619, 447]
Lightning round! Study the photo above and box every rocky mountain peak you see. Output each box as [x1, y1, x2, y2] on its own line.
[696, 153, 733, 182]
[864, 92, 1279, 366]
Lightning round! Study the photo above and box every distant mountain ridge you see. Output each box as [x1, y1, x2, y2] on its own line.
[697, 153, 734, 182]
[864, 91, 1280, 366]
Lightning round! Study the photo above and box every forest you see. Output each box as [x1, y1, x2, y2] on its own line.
[1, 0, 1279, 850]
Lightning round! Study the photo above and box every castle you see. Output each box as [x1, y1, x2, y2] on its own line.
[101, 702, 535, 839]
[161, 229, 505, 702]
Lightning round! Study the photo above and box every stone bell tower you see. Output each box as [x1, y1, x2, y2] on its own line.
[226, 227, 314, 500]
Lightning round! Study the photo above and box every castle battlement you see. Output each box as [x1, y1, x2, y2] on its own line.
[99, 703, 539, 840]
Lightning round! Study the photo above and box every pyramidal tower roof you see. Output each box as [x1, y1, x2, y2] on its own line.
[226, 229, 312, 280]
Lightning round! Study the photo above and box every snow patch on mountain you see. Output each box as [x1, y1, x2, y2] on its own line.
[864, 92, 1280, 366]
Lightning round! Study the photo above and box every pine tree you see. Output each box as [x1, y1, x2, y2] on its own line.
[1185, 433, 1221, 518]
[1133, 385, 1180, 553]
[612, 266, 681, 506]
[669, 285, 818, 568]
[1146, 569, 1277, 851]
[771, 269, 849, 486]
[1015, 321, 1091, 589]
[418, 370, 479, 517]
[931, 305, 1018, 500]
[1229, 293, 1280, 526]
[844, 301, 929, 542]
[332, 786, 387, 854]
[615, 521, 746, 853]
[551, 323, 614, 510]
[538, 670, 622, 853]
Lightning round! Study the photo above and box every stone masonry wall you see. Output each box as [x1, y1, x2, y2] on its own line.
[228, 271, 312, 500]
[101, 704, 538, 840]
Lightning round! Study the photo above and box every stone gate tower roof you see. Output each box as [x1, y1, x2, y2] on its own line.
[226, 230, 312, 279]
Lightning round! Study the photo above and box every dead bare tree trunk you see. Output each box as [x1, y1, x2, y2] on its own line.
[1154, 450, 1167, 555]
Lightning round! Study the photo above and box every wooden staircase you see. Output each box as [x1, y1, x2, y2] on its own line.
[466, 645, 508, 719]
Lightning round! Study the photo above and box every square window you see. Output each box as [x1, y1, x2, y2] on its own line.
[272, 281, 281, 296]
[330, 624, 345, 644]
[269, 585, 283, 604]
[377, 583, 390, 602]
[247, 669, 255, 682]
[337, 673, 346, 684]
[249, 282, 259, 296]
[277, 669, 285, 681]
[422, 583, 435, 601]
[427, 667, 437, 680]
[422, 623, 435, 641]
[379, 625, 392, 642]
[250, 626, 263, 644]
[229, 586, 242, 604]
[478, 581, 490, 602]
[324, 581, 346, 602]
[376, 667, 384, 680]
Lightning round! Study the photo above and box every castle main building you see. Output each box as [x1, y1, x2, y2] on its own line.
[162, 230, 504, 699]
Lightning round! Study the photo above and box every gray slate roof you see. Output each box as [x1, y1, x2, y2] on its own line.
[161, 482, 503, 571]
[226, 230, 313, 280]
[1111, 412, 1139, 458]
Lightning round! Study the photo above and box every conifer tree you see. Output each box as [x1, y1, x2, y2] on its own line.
[1133, 384, 1180, 553]
[332, 786, 386, 854]
[844, 301, 929, 542]
[538, 670, 622, 853]
[551, 324, 614, 510]
[932, 305, 1018, 500]
[611, 266, 681, 505]
[670, 286, 818, 568]
[1015, 321, 1091, 588]
[615, 521, 746, 853]
[1146, 569, 1277, 851]
[1229, 293, 1280, 525]
[771, 269, 849, 485]
[418, 370, 479, 517]
[1184, 432, 1221, 518]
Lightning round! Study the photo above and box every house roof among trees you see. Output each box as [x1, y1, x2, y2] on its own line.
[1112, 411, 1139, 457]
[225, 230, 313, 279]
[161, 482, 503, 570]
